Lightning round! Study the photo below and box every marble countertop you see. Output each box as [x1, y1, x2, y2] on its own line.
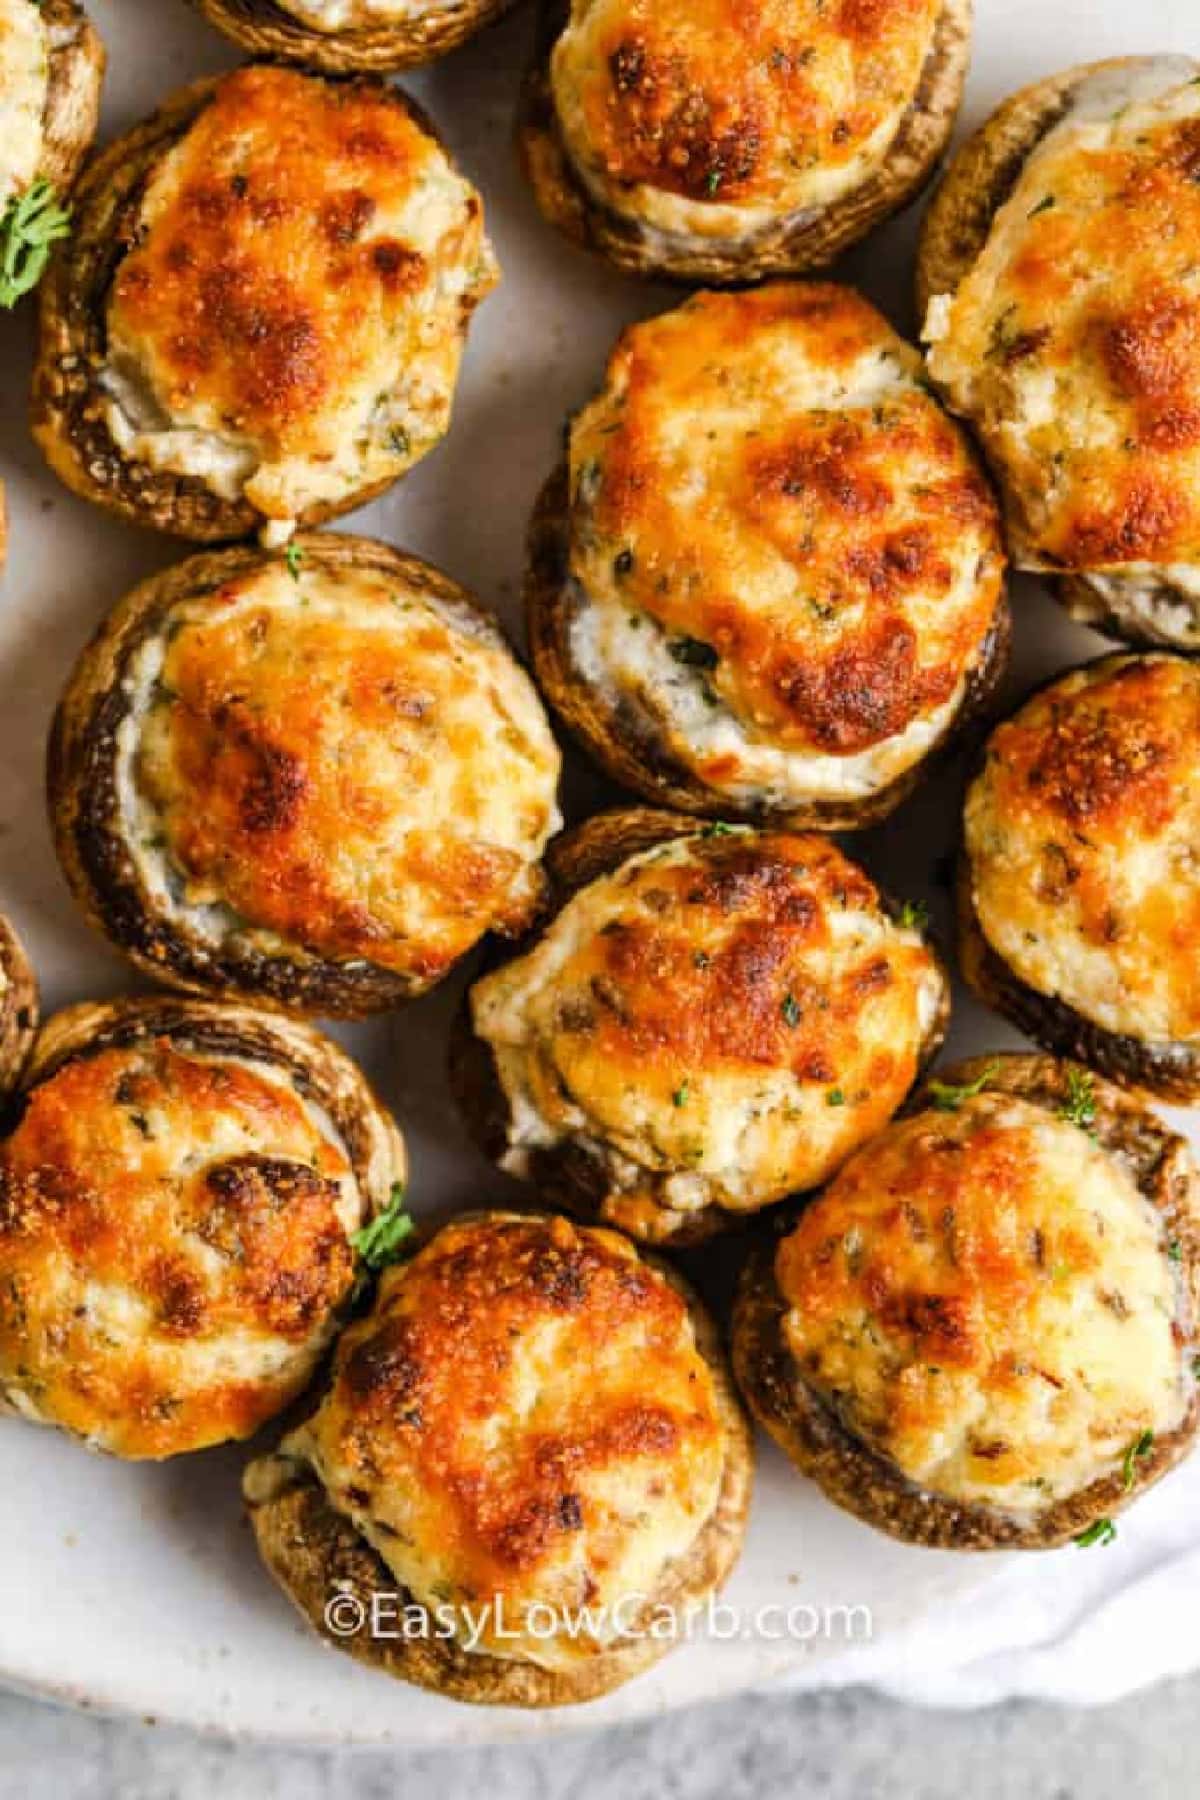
[1, 1676, 1197, 1800]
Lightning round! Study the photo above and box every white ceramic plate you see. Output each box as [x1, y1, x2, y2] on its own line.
[0, 0, 1194, 1749]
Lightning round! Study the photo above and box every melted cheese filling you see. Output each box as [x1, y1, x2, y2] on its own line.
[0, 0, 49, 205]
[925, 57, 1200, 598]
[0, 1040, 363, 1459]
[777, 1096, 1190, 1515]
[100, 67, 497, 544]
[277, 0, 448, 24]
[115, 561, 561, 980]
[472, 834, 943, 1221]
[965, 655, 1200, 1043]
[278, 1215, 726, 1671]
[550, 0, 940, 242]
[568, 286, 1004, 808]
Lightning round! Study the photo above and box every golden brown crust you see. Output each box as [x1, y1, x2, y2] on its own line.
[526, 464, 1011, 829]
[31, 70, 489, 544]
[915, 61, 1095, 322]
[48, 534, 555, 1017]
[450, 807, 951, 1245]
[957, 654, 1200, 1100]
[246, 1209, 753, 1708]
[189, 0, 516, 71]
[20, 998, 406, 1202]
[0, 996, 405, 1459]
[37, 0, 105, 194]
[917, 59, 1200, 645]
[0, 913, 37, 1104]
[517, 0, 970, 284]
[733, 1053, 1200, 1549]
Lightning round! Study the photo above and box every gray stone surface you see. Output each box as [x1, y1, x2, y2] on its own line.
[0, 1678, 1195, 1799]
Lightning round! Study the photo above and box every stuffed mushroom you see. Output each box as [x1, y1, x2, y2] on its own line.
[0, 0, 104, 564]
[32, 63, 497, 548]
[48, 535, 562, 1016]
[960, 653, 1200, 1102]
[733, 1053, 1200, 1549]
[517, 0, 970, 284]
[189, 0, 516, 72]
[920, 56, 1200, 650]
[454, 809, 949, 1245]
[528, 283, 1008, 829]
[0, 912, 37, 1099]
[245, 1208, 753, 1706]
[0, 995, 406, 1460]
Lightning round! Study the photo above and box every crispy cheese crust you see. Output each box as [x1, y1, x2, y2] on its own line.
[963, 655, 1200, 1050]
[535, 284, 1006, 822]
[248, 1211, 752, 1695]
[49, 537, 561, 1015]
[924, 58, 1200, 612]
[552, 0, 941, 232]
[467, 816, 947, 1242]
[0, 1000, 404, 1459]
[733, 1056, 1200, 1546]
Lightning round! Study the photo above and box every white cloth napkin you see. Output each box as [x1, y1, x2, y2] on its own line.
[790, 1453, 1200, 1707]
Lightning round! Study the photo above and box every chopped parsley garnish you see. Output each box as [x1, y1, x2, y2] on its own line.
[0, 179, 71, 308]
[284, 541, 304, 581]
[705, 169, 723, 197]
[1027, 194, 1057, 218]
[672, 1081, 690, 1109]
[702, 821, 743, 838]
[388, 425, 411, 457]
[826, 1088, 846, 1108]
[1122, 1430, 1154, 1491]
[781, 993, 802, 1028]
[668, 636, 718, 670]
[1074, 1518, 1117, 1549]
[897, 899, 929, 931]
[927, 1062, 1000, 1113]
[1058, 1067, 1097, 1133]
[351, 1184, 414, 1270]
[1167, 1239, 1184, 1264]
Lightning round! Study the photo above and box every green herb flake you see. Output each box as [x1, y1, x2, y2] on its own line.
[927, 1061, 1000, 1113]
[0, 179, 71, 309]
[388, 424, 411, 457]
[1121, 1429, 1154, 1491]
[826, 1088, 846, 1108]
[705, 170, 723, 197]
[284, 542, 304, 581]
[1027, 194, 1057, 218]
[1058, 1066, 1097, 1133]
[702, 821, 741, 838]
[673, 1081, 690, 1109]
[351, 1184, 414, 1271]
[1074, 1518, 1117, 1549]
[897, 899, 929, 931]
[781, 993, 802, 1028]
